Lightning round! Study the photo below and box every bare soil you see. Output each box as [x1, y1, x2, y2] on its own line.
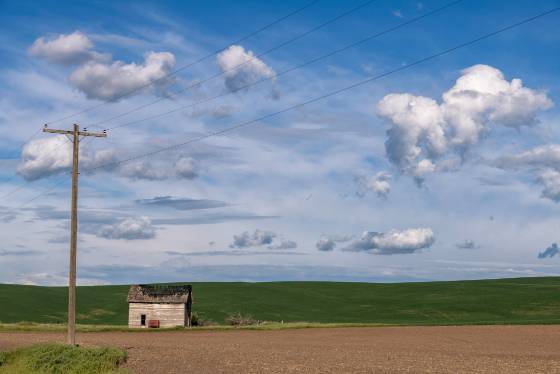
[2, 326, 560, 373]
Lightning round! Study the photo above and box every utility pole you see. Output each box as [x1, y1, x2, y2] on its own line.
[43, 124, 106, 345]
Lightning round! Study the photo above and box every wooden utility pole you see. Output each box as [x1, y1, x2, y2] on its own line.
[43, 124, 106, 345]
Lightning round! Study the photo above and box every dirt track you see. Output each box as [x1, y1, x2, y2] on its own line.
[2, 326, 560, 373]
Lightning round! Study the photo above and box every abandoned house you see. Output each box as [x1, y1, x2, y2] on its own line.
[127, 284, 193, 328]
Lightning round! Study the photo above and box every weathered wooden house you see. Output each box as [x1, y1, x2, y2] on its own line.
[127, 284, 193, 328]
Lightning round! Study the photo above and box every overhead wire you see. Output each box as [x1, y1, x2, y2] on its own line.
[3, 6, 558, 215]
[0, 0, 322, 193]
[83, 7, 560, 173]
[3, 0, 379, 191]
[43, 0, 321, 126]
[104, 0, 464, 132]
[87, 0, 381, 129]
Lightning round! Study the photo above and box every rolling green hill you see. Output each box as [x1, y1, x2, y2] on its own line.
[1, 277, 560, 326]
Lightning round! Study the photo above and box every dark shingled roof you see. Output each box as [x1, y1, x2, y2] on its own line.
[127, 284, 192, 303]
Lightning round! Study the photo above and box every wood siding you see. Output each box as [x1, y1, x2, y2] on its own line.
[128, 302, 186, 328]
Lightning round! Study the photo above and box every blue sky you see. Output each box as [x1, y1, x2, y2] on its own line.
[0, 0, 559, 285]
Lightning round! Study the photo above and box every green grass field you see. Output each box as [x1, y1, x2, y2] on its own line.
[1, 277, 560, 326]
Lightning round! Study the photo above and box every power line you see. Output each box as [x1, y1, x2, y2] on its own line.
[83, 7, 559, 174]
[0, 1, 320, 191]
[105, 0, 463, 132]
[0, 177, 67, 221]
[87, 0, 381, 129]
[5, 7, 558, 213]
[1, 0, 378, 184]
[43, 0, 320, 126]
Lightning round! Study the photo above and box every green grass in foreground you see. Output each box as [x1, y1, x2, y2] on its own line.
[1, 277, 560, 326]
[0, 343, 127, 373]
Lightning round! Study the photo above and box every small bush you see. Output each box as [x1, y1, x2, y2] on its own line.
[190, 312, 215, 327]
[0, 343, 127, 373]
[225, 312, 258, 326]
[0, 351, 10, 366]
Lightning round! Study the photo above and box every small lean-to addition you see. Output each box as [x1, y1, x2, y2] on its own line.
[127, 284, 193, 328]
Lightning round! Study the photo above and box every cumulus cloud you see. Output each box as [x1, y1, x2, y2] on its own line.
[342, 228, 435, 255]
[230, 229, 276, 248]
[538, 170, 560, 202]
[377, 65, 552, 182]
[538, 243, 560, 259]
[96, 216, 156, 240]
[216, 45, 277, 95]
[17, 135, 117, 181]
[356, 172, 391, 198]
[229, 229, 296, 250]
[456, 239, 480, 250]
[69, 51, 176, 101]
[118, 156, 197, 180]
[18, 137, 199, 182]
[493, 145, 560, 203]
[29, 31, 176, 101]
[28, 31, 109, 64]
[316, 237, 337, 252]
[315, 235, 353, 252]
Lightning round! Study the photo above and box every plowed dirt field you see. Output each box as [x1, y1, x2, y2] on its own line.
[2, 326, 560, 373]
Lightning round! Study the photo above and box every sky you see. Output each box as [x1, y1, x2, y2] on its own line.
[0, 0, 559, 285]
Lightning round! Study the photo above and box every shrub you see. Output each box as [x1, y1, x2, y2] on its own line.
[190, 312, 215, 327]
[0, 343, 127, 373]
[225, 312, 258, 326]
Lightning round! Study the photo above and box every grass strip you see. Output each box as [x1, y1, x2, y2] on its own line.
[0, 343, 127, 374]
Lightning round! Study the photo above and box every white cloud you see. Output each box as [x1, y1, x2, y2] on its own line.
[493, 145, 560, 203]
[229, 229, 297, 250]
[118, 156, 197, 180]
[315, 235, 352, 252]
[28, 31, 109, 64]
[230, 229, 276, 248]
[28, 31, 176, 101]
[494, 144, 560, 170]
[343, 228, 435, 255]
[69, 51, 176, 101]
[174, 157, 197, 178]
[216, 45, 277, 94]
[538, 170, 560, 202]
[316, 237, 337, 252]
[17, 135, 116, 181]
[356, 172, 392, 199]
[15, 272, 110, 286]
[367, 172, 391, 198]
[96, 216, 156, 240]
[377, 64, 553, 181]
[17, 136, 197, 182]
